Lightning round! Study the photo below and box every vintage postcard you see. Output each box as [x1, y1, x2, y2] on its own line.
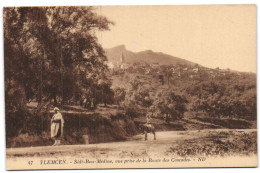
[4, 5, 257, 170]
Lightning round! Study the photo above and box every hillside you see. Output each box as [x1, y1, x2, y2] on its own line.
[110, 58, 256, 129]
[105, 45, 195, 66]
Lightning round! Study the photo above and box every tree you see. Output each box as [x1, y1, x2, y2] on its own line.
[122, 77, 153, 117]
[114, 87, 126, 105]
[161, 65, 173, 85]
[189, 79, 256, 120]
[5, 6, 114, 108]
[151, 89, 188, 123]
[4, 7, 114, 137]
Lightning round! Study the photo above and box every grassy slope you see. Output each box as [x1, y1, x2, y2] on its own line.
[6, 105, 138, 148]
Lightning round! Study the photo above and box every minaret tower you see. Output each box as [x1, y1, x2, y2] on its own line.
[120, 53, 125, 63]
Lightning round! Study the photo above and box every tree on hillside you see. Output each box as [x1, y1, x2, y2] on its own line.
[161, 65, 173, 85]
[189, 80, 256, 120]
[151, 90, 188, 123]
[122, 78, 153, 117]
[114, 87, 126, 105]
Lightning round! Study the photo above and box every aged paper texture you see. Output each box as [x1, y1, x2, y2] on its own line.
[4, 5, 257, 170]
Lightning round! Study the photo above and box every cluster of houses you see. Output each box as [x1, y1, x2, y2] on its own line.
[106, 53, 234, 80]
[106, 53, 131, 70]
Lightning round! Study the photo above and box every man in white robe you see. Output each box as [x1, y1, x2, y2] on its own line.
[51, 107, 64, 146]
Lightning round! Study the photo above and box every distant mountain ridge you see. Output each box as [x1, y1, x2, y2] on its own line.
[105, 45, 196, 66]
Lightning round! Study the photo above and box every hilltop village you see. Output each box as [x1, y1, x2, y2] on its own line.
[107, 53, 242, 84]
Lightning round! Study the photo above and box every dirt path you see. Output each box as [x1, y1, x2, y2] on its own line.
[6, 129, 257, 169]
[6, 131, 190, 158]
[7, 129, 256, 158]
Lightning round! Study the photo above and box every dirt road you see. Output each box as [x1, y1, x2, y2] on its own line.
[7, 131, 191, 158]
[6, 129, 257, 169]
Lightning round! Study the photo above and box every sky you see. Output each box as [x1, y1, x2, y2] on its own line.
[95, 5, 256, 73]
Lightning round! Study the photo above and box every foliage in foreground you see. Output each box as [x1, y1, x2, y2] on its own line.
[4, 7, 114, 137]
[166, 131, 257, 157]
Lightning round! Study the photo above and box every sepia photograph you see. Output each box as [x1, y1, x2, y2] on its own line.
[4, 4, 257, 170]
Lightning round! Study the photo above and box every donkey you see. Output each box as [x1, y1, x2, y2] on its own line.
[139, 123, 156, 140]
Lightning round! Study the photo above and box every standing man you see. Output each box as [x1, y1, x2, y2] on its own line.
[51, 107, 64, 146]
